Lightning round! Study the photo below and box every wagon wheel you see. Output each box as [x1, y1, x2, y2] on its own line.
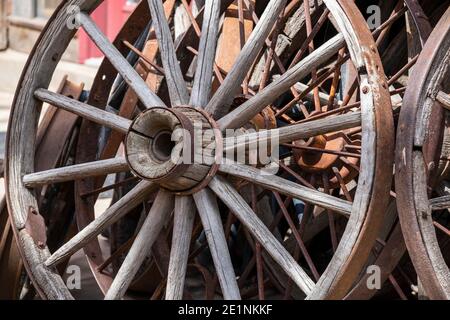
[346, 0, 440, 300]
[395, 7, 450, 300]
[1, 75, 86, 299]
[6, 0, 394, 300]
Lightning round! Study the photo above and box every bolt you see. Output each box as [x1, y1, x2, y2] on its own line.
[362, 86, 369, 94]
[421, 211, 428, 219]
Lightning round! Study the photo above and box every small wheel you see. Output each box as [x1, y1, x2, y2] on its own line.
[6, 0, 394, 300]
[395, 7, 450, 300]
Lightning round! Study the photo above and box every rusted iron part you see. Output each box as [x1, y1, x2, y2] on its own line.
[290, 132, 360, 189]
[395, 8, 450, 300]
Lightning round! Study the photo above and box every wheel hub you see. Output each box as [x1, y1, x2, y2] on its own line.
[293, 135, 345, 172]
[125, 106, 221, 195]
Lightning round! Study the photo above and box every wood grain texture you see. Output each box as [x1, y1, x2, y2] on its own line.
[80, 12, 165, 108]
[206, 0, 288, 118]
[219, 162, 352, 216]
[189, 0, 221, 108]
[437, 91, 450, 110]
[209, 176, 315, 295]
[105, 190, 174, 300]
[35, 89, 132, 134]
[165, 196, 196, 300]
[45, 181, 157, 268]
[148, 0, 190, 105]
[223, 111, 361, 152]
[193, 189, 241, 300]
[23, 157, 129, 187]
[218, 33, 345, 129]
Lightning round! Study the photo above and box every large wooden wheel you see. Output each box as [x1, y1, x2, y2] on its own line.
[6, 0, 394, 300]
[395, 7, 450, 300]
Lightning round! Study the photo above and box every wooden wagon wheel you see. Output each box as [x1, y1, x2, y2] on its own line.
[0, 76, 86, 299]
[6, 0, 394, 300]
[346, 0, 447, 300]
[395, 7, 450, 300]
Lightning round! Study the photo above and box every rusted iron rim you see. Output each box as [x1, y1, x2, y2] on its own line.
[395, 7, 450, 300]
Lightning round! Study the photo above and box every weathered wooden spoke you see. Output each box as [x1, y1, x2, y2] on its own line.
[79, 12, 165, 108]
[105, 191, 174, 300]
[218, 33, 345, 129]
[206, 0, 288, 118]
[45, 181, 157, 268]
[223, 111, 361, 152]
[219, 162, 352, 216]
[430, 196, 450, 211]
[189, 0, 221, 108]
[23, 157, 129, 188]
[165, 196, 196, 300]
[437, 91, 450, 110]
[34, 89, 131, 133]
[147, 0, 190, 105]
[193, 189, 241, 300]
[209, 176, 315, 295]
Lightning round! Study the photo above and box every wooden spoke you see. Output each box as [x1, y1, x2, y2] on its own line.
[218, 33, 345, 129]
[206, 0, 288, 118]
[23, 157, 129, 188]
[223, 111, 361, 152]
[430, 195, 450, 211]
[34, 89, 131, 134]
[105, 190, 174, 300]
[79, 12, 165, 108]
[193, 189, 241, 300]
[219, 162, 352, 216]
[165, 196, 196, 300]
[147, 0, 190, 105]
[282, 76, 343, 107]
[45, 181, 157, 268]
[209, 176, 315, 295]
[189, 0, 221, 108]
[437, 91, 450, 110]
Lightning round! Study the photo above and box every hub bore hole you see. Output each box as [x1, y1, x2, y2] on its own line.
[152, 131, 175, 162]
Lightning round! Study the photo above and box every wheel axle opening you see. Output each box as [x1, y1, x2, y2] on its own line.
[152, 131, 174, 162]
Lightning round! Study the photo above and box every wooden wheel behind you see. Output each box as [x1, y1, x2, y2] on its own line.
[395, 7, 450, 300]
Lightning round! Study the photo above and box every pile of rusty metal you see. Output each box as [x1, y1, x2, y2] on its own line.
[0, 0, 449, 300]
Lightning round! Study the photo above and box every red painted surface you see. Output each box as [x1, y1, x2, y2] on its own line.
[78, 0, 137, 63]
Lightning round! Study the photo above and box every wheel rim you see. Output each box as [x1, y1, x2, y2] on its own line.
[395, 7, 450, 300]
[6, 0, 394, 300]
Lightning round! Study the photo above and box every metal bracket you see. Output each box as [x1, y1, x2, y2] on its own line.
[24, 207, 47, 249]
